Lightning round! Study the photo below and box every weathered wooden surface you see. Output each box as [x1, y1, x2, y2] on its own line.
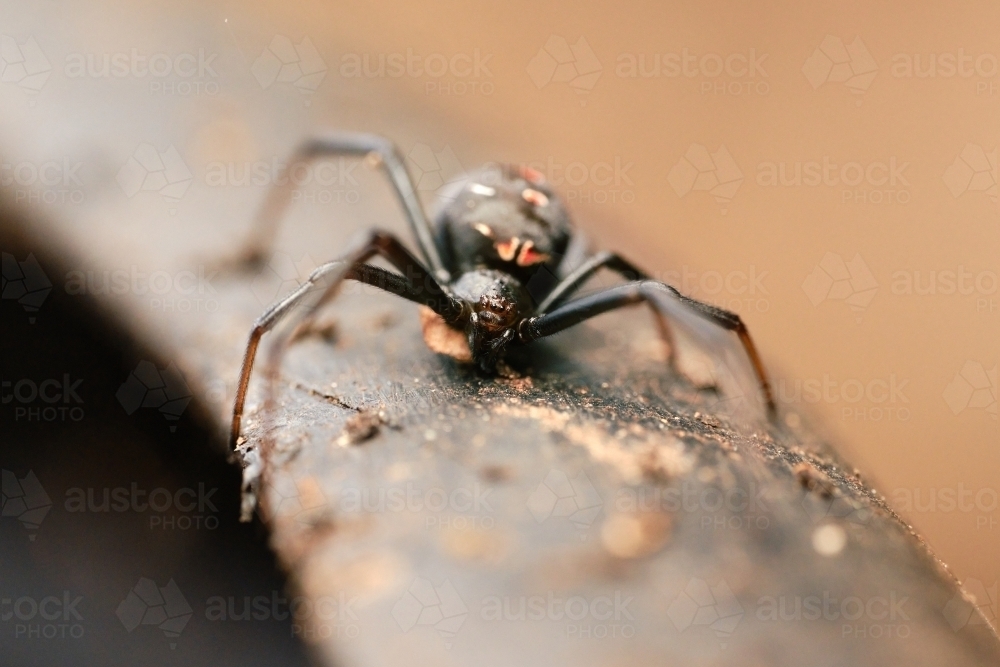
[5, 188, 1000, 664]
[2, 2, 998, 664]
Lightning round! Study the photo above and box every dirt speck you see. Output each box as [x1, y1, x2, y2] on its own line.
[794, 461, 836, 499]
[336, 409, 386, 446]
[480, 464, 513, 483]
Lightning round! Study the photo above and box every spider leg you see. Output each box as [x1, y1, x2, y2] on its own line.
[536, 251, 680, 370]
[235, 132, 450, 283]
[520, 280, 777, 422]
[555, 229, 592, 278]
[230, 230, 463, 450]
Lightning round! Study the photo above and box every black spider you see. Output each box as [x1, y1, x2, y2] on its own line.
[228, 132, 777, 449]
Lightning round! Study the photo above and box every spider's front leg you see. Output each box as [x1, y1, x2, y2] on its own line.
[538, 250, 681, 371]
[521, 280, 777, 422]
[229, 230, 463, 450]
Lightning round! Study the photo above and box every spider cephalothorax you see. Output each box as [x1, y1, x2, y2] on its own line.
[229, 132, 778, 452]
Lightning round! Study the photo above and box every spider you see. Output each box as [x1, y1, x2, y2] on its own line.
[228, 132, 777, 449]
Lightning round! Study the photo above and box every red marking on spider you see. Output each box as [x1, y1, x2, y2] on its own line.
[516, 240, 550, 266]
[517, 165, 546, 184]
[495, 237, 519, 261]
[521, 188, 549, 207]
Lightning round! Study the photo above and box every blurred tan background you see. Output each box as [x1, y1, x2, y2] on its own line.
[2, 0, 997, 605]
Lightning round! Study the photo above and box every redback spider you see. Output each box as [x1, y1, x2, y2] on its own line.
[228, 132, 777, 449]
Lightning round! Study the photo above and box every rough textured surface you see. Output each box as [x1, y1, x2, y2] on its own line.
[5, 203, 1000, 664]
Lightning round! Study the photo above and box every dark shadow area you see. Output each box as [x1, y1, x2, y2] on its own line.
[1, 222, 314, 667]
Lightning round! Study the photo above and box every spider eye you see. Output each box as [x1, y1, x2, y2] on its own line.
[472, 223, 494, 238]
